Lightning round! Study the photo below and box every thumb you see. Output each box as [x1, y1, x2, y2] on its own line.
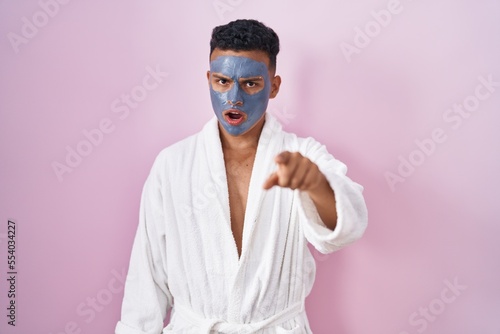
[263, 172, 279, 190]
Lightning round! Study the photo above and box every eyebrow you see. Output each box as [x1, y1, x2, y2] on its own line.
[240, 76, 264, 81]
[211, 73, 264, 81]
[212, 73, 232, 80]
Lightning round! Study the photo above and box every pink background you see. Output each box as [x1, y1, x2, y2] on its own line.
[1, 0, 499, 333]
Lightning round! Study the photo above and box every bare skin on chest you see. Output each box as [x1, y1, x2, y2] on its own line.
[223, 147, 256, 258]
[218, 117, 265, 259]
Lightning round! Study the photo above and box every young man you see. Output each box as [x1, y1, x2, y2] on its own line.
[115, 19, 367, 334]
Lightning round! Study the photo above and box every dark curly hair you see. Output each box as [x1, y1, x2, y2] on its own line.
[209, 19, 280, 71]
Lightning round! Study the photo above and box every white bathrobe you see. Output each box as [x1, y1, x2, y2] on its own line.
[115, 113, 368, 334]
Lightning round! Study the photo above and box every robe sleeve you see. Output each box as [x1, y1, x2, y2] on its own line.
[296, 137, 368, 254]
[115, 159, 173, 334]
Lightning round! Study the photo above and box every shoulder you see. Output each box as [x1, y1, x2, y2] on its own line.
[265, 113, 325, 153]
[277, 124, 345, 172]
[146, 127, 205, 184]
[154, 133, 200, 169]
[158, 132, 198, 160]
[280, 127, 328, 156]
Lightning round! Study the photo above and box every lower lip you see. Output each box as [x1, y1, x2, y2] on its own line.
[224, 114, 245, 126]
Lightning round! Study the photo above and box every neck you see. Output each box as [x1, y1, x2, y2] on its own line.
[218, 115, 266, 152]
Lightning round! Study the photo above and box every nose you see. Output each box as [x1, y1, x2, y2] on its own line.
[228, 100, 243, 107]
[226, 82, 243, 107]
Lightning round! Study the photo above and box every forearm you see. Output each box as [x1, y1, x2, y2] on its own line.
[307, 175, 337, 231]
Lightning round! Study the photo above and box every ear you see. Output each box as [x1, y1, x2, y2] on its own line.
[269, 75, 281, 99]
[206, 70, 211, 82]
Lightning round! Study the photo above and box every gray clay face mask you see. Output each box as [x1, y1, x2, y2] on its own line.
[209, 55, 272, 136]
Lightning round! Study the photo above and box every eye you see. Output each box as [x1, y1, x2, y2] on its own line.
[217, 79, 228, 85]
[246, 81, 257, 88]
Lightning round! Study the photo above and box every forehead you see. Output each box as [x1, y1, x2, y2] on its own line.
[210, 48, 270, 67]
[210, 49, 271, 78]
[210, 56, 268, 78]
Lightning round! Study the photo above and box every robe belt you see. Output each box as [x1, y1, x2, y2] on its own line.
[173, 301, 304, 334]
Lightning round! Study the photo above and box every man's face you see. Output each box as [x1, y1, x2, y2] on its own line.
[207, 49, 279, 136]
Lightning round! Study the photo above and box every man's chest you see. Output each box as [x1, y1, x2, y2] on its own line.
[223, 149, 257, 256]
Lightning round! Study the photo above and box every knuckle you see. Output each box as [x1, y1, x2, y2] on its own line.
[280, 169, 291, 180]
[278, 178, 288, 187]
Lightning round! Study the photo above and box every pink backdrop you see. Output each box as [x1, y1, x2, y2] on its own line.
[1, 1, 499, 333]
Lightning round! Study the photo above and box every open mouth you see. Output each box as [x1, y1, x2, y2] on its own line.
[223, 109, 246, 125]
